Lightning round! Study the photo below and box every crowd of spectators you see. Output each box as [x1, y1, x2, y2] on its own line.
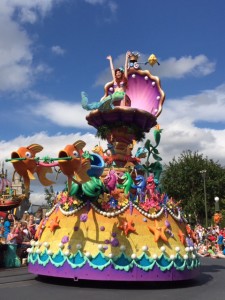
[191, 224, 225, 258]
[0, 210, 42, 268]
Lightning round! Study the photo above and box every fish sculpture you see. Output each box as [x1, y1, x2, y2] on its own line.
[58, 140, 91, 192]
[104, 169, 118, 194]
[132, 175, 146, 202]
[10, 144, 54, 194]
[117, 171, 133, 195]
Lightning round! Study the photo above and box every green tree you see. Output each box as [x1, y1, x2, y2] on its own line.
[161, 150, 225, 225]
[44, 185, 55, 208]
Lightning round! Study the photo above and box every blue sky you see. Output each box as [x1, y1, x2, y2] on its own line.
[0, 0, 225, 203]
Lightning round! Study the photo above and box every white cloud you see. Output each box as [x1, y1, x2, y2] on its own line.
[157, 83, 225, 165]
[152, 55, 216, 79]
[51, 45, 66, 56]
[1, 0, 59, 23]
[0, 0, 61, 92]
[84, 0, 118, 14]
[28, 92, 90, 128]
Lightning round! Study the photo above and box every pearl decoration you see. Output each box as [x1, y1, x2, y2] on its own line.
[85, 252, 91, 258]
[98, 244, 103, 250]
[76, 244, 82, 250]
[47, 250, 53, 255]
[108, 253, 113, 259]
[183, 254, 188, 260]
[185, 247, 190, 252]
[120, 245, 126, 251]
[131, 254, 136, 259]
[64, 250, 70, 256]
[142, 245, 148, 252]
[58, 242, 64, 249]
[175, 247, 180, 252]
[170, 255, 175, 260]
[156, 96, 161, 100]
[144, 76, 148, 80]
[132, 74, 136, 78]
[34, 241, 40, 247]
[152, 254, 158, 260]
[109, 87, 114, 92]
[152, 81, 156, 86]
[43, 242, 50, 248]
[160, 246, 166, 252]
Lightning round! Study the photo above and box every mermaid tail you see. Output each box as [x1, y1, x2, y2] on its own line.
[81, 91, 125, 112]
[4, 244, 21, 268]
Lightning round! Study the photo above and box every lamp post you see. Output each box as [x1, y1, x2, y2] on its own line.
[200, 170, 207, 228]
[214, 196, 220, 212]
[214, 196, 222, 227]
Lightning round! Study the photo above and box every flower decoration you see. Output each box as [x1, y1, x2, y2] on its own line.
[102, 202, 111, 211]
[63, 203, 69, 211]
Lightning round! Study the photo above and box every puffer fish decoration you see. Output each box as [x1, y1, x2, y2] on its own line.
[147, 54, 160, 67]
[10, 144, 54, 194]
[58, 140, 91, 192]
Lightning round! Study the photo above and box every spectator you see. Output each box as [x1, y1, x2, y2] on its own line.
[4, 225, 21, 268]
[217, 231, 224, 252]
[28, 215, 36, 239]
[0, 217, 4, 228]
[3, 213, 15, 239]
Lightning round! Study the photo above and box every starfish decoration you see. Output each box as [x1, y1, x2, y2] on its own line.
[148, 219, 168, 243]
[48, 216, 60, 233]
[178, 229, 186, 245]
[34, 219, 45, 239]
[118, 219, 136, 236]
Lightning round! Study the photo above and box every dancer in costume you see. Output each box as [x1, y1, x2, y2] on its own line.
[81, 51, 131, 111]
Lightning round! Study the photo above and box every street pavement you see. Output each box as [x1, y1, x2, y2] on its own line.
[0, 257, 225, 300]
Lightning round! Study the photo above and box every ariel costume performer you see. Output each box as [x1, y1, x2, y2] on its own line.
[81, 52, 130, 111]
[8, 50, 200, 282]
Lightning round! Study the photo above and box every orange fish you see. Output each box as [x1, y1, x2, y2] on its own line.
[58, 140, 91, 191]
[11, 144, 54, 194]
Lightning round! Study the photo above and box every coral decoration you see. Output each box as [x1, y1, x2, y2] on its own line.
[118, 219, 136, 236]
[48, 216, 60, 233]
[148, 220, 168, 243]
[178, 229, 186, 245]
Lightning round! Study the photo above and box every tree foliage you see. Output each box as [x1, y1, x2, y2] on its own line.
[160, 150, 225, 225]
[44, 185, 55, 208]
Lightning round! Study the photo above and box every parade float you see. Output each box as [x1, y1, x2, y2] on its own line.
[7, 51, 200, 281]
[0, 164, 26, 212]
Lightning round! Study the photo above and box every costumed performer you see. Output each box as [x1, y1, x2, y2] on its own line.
[81, 51, 131, 111]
